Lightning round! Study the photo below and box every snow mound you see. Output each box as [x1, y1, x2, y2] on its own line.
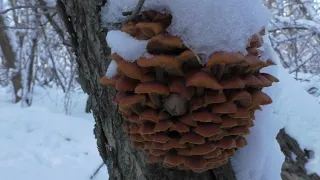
[0, 88, 108, 180]
[106, 30, 148, 63]
[106, 60, 118, 79]
[101, 0, 270, 62]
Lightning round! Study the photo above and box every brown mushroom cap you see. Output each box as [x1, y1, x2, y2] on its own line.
[164, 154, 185, 166]
[141, 73, 155, 82]
[221, 117, 238, 128]
[212, 101, 237, 114]
[152, 142, 164, 150]
[140, 108, 159, 123]
[203, 148, 222, 159]
[110, 53, 147, 80]
[190, 97, 206, 111]
[163, 138, 185, 150]
[220, 76, 246, 89]
[184, 156, 207, 170]
[228, 91, 251, 102]
[137, 55, 183, 75]
[229, 108, 251, 119]
[243, 55, 263, 67]
[100, 75, 119, 86]
[169, 77, 195, 100]
[139, 122, 155, 135]
[190, 143, 217, 155]
[193, 123, 222, 137]
[147, 35, 185, 54]
[208, 130, 228, 141]
[186, 71, 222, 90]
[150, 149, 168, 156]
[206, 52, 244, 67]
[120, 23, 137, 37]
[126, 114, 141, 124]
[114, 92, 145, 105]
[192, 110, 215, 122]
[205, 90, 227, 105]
[261, 73, 279, 83]
[147, 154, 164, 163]
[256, 74, 272, 87]
[135, 81, 170, 95]
[136, 22, 165, 40]
[130, 134, 145, 142]
[229, 126, 250, 135]
[179, 114, 198, 127]
[129, 123, 140, 134]
[153, 119, 174, 132]
[170, 122, 190, 133]
[179, 132, 205, 145]
[115, 75, 139, 91]
[243, 74, 263, 87]
[250, 90, 273, 107]
[236, 136, 248, 148]
[153, 133, 170, 143]
[216, 137, 237, 149]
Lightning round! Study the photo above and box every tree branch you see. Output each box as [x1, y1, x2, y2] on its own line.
[123, 0, 145, 23]
[0, 5, 56, 15]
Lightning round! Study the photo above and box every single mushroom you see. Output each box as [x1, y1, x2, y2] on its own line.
[139, 122, 155, 135]
[163, 138, 185, 150]
[190, 143, 217, 156]
[153, 133, 170, 143]
[250, 90, 273, 108]
[221, 116, 238, 128]
[120, 23, 137, 37]
[139, 108, 159, 123]
[256, 74, 272, 87]
[190, 97, 206, 111]
[135, 22, 165, 40]
[193, 123, 222, 137]
[179, 132, 205, 145]
[261, 73, 279, 83]
[129, 123, 140, 134]
[206, 52, 244, 68]
[164, 154, 185, 166]
[204, 90, 227, 105]
[192, 110, 221, 123]
[236, 136, 248, 148]
[153, 119, 174, 132]
[220, 76, 246, 89]
[178, 114, 198, 127]
[242, 74, 263, 87]
[130, 134, 145, 142]
[228, 91, 251, 102]
[229, 108, 251, 119]
[170, 122, 190, 133]
[208, 130, 228, 141]
[203, 148, 222, 159]
[110, 53, 147, 80]
[186, 71, 222, 90]
[229, 126, 250, 135]
[169, 77, 195, 100]
[115, 75, 139, 91]
[135, 81, 170, 108]
[100, 75, 119, 87]
[177, 148, 192, 156]
[216, 136, 237, 149]
[147, 35, 185, 54]
[212, 101, 237, 114]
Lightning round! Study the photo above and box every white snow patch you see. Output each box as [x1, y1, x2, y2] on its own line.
[106, 60, 118, 79]
[101, 0, 270, 62]
[0, 87, 109, 180]
[106, 30, 148, 62]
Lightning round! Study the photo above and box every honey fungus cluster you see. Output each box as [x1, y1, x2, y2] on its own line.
[101, 10, 279, 173]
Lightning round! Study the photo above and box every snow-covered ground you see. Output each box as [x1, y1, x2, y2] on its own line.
[0, 86, 109, 180]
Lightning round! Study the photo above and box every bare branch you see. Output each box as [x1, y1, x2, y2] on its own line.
[1, 5, 56, 15]
[123, 0, 145, 23]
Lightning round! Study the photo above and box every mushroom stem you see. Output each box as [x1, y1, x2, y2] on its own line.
[131, 103, 144, 115]
[216, 64, 225, 80]
[196, 87, 204, 97]
[155, 67, 165, 83]
[149, 93, 162, 108]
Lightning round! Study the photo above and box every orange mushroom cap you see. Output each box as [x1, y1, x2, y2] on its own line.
[221, 117, 238, 128]
[164, 154, 185, 166]
[135, 81, 170, 95]
[212, 101, 237, 114]
[178, 114, 198, 127]
[236, 136, 248, 148]
[256, 74, 272, 87]
[220, 76, 246, 89]
[179, 132, 205, 145]
[147, 35, 184, 54]
[186, 71, 222, 90]
[115, 75, 139, 91]
[163, 138, 185, 150]
[192, 110, 215, 122]
[205, 90, 227, 105]
[120, 23, 137, 37]
[228, 91, 251, 102]
[153, 119, 174, 132]
[206, 52, 244, 67]
[216, 136, 237, 149]
[229, 108, 251, 119]
[100, 75, 119, 87]
[251, 90, 273, 106]
[137, 55, 183, 75]
[184, 156, 207, 170]
[190, 143, 217, 156]
[153, 133, 170, 143]
[169, 77, 195, 100]
[170, 122, 190, 133]
[114, 92, 145, 105]
[110, 53, 147, 80]
[261, 73, 279, 83]
[203, 148, 222, 159]
[136, 22, 164, 40]
[242, 74, 263, 87]
[243, 55, 263, 67]
[139, 108, 159, 123]
[190, 97, 206, 111]
[139, 122, 155, 135]
[193, 123, 222, 137]
[229, 126, 250, 135]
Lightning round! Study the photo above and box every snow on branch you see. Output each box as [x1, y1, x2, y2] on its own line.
[269, 15, 320, 33]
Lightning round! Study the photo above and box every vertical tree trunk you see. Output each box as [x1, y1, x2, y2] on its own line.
[58, 0, 236, 179]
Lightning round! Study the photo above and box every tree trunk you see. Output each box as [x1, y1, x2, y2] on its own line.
[58, 0, 236, 179]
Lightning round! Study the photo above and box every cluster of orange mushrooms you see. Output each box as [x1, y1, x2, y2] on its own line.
[100, 10, 279, 172]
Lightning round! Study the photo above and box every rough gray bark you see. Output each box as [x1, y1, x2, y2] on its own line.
[277, 129, 320, 180]
[57, 0, 236, 179]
